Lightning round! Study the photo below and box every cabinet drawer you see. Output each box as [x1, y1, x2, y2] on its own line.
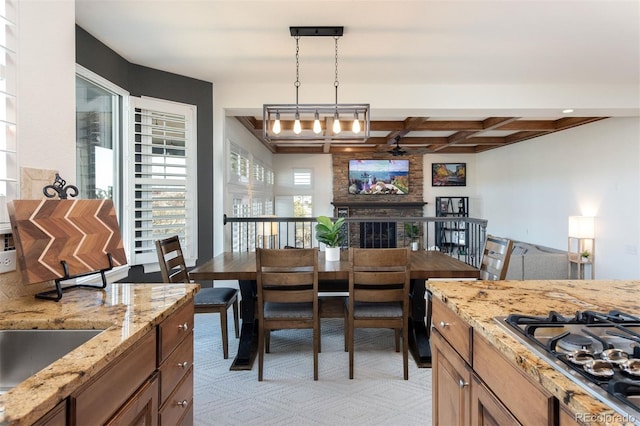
[158, 301, 194, 363]
[74, 331, 156, 425]
[473, 330, 555, 425]
[159, 367, 194, 426]
[431, 296, 472, 363]
[160, 331, 194, 405]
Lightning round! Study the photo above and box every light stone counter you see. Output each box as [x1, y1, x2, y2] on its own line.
[0, 283, 199, 425]
[427, 279, 640, 426]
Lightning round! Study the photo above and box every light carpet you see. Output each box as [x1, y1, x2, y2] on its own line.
[193, 312, 433, 426]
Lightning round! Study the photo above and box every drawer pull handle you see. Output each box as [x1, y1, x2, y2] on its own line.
[178, 322, 189, 331]
[439, 321, 450, 328]
[458, 379, 469, 388]
[176, 400, 189, 408]
[177, 361, 189, 369]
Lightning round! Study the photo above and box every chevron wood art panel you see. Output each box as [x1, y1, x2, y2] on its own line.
[7, 199, 127, 284]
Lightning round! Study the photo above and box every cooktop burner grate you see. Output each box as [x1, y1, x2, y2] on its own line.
[495, 310, 640, 424]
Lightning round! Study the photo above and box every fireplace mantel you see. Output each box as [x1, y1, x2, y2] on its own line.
[332, 201, 427, 209]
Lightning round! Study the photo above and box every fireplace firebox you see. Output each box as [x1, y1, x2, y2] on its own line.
[360, 222, 397, 248]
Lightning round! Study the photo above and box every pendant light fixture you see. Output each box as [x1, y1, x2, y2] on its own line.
[263, 26, 370, 143]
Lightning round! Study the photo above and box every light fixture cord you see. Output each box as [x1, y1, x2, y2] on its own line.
[295, 35, 300, 106]
[334, 36, 339, 105]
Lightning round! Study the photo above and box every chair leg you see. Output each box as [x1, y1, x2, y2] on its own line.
[220, 308, 229, 359]
[394, 328, 400, 352]
[258, 324, 264, 381]
[313, 320, 319, 381]
[349, 319, 355, 379]
[232, 299, 240, 338]
[403, 326, 409, 380]
[265, 330, 271, 353]
[344, 310, 348, 352]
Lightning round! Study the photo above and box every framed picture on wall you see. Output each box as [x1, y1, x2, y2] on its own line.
[432, 163, 466, 187]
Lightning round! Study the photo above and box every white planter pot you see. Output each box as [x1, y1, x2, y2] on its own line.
[411, 241, 419, 251]
[325, 246, 341, 262]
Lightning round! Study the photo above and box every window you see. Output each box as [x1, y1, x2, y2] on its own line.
[229, 143, 250, 184]
[128, 97, 197, 266]
[0, 0, 16, 233]
[76, 68, 124, 204]
[293, 168, 312, 188]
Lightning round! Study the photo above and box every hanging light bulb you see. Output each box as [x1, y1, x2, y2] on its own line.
[333, 112, 341, 134]
[293, 111, 302, 134]
[352, 111, 361, 134]
[313, 110, 322, 134]
[273, 111, 281, 134]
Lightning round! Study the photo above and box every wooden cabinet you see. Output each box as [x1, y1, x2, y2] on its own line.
[105, 373, 159, 426]
[470, 375, 520, 426]
[73, 331, 157, 424]
[157, 301, 194, 425]
[67, 300, 194, 425]
[33, 400, 67, 426]
[431, 297, 556, 425]
[432, 329, 471, 425]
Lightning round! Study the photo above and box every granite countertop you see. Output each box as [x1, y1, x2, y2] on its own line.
[426, 279, 640, 426]
[0, 283, 199, 425]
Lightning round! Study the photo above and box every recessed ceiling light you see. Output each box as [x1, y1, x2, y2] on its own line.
[562, 109, 574, 114]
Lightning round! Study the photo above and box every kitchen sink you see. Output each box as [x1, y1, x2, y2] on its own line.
[0, 329, 105, 394]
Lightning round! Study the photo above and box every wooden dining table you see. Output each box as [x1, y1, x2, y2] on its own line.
[190, 249, 479, 370]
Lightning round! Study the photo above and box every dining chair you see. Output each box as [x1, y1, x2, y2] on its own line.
[255, 247, 320, 381]
[155, 235, 239, 359]
[345, 247, 411, 380]
[479, 234, 514, 280]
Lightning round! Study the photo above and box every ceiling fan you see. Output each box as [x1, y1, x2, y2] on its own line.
[389, 136, 407, 156]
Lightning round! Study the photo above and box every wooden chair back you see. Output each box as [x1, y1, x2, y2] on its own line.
[349, 247, 411, 305]
[479, 235, 514, 280]
[256, 248, 319, 306]
[155, 235, 190, 283]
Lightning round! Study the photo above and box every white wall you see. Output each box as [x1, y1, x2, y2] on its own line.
[18, 1, 76, 179]
[475, 117, 640, 279]
[272, 154, 333, 217]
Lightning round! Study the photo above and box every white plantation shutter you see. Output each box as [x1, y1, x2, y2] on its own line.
[0, 0, 16, 233]
[128, 97, 197, 266]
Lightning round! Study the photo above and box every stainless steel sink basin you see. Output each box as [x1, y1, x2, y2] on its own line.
[0, 329, 104, 394]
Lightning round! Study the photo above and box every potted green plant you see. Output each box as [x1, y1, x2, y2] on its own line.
[315, 215, 346, 261]
[580, 250, 591, 262]
[404, 222, 421, 251]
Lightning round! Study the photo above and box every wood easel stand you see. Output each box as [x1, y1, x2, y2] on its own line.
[35, 253, 115, 302]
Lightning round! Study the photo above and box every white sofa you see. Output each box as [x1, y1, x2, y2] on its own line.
[505, 240, 568, 280]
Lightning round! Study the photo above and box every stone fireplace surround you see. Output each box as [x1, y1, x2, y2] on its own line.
[331, 154, 426, 248]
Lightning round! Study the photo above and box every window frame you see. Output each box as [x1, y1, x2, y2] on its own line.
[75, 65, 131, 283]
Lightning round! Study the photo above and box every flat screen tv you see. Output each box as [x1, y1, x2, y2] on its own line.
[348, 159, 409, 195]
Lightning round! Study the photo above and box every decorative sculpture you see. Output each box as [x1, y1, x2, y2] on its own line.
[43, 173, 79, 199]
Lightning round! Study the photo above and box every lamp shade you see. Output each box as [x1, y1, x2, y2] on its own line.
[568, 216, 595, 238]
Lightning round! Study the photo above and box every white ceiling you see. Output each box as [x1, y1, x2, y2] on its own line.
[75, 0, 639, 88]
[75, 0, 639, 153]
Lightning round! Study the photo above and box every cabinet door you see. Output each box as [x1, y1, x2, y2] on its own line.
[473, 331, 555, 425]
[73, 331, 156, 424]
[471, 375, 521, 426]
[106, 373, 159, 426]
[33, 399, 67, 426]
[432, 329, 471, 426]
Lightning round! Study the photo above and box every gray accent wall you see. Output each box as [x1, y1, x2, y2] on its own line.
[76, 25, 214, 282]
